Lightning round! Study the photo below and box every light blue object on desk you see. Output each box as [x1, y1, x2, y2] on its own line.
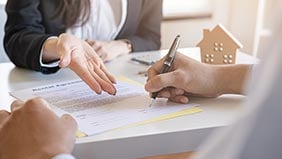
[131, 50, 164, 66]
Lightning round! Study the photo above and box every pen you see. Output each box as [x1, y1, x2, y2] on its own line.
[131, 57, 155, 66]
[151, 35, 181, 99]
[138, 70, 148, 76]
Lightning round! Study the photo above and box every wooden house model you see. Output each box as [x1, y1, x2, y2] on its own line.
[197, 24, 243, 64]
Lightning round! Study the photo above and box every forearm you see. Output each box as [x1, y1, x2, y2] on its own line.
[214, 64, 252, 95]
[4, 0, 60, 73]
[4, 30, 51, 71]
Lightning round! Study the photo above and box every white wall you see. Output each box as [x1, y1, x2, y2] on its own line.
[255, 0, 275, 58]
[228, 0, 259, 55]
[161, 0, 263, 56]
[161, 19, 215, 49]
[0, 0, 267, 61]
[161, 0, 215, 49]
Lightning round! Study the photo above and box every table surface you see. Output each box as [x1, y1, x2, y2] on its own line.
[0, 48, 257, 159]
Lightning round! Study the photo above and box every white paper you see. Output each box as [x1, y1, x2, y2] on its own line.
[10, 80, 197, 136]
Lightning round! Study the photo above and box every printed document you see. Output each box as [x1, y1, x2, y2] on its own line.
[10, 80, 199, 136]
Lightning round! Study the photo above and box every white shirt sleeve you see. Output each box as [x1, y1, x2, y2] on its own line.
[39, 36, 59, 68]
[51, 154, 76, 159]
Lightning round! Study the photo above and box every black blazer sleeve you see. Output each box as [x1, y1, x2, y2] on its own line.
[4, 0, 61, 74]
[117, 0, 162, 52]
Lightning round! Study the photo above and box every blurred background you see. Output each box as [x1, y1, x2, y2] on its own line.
[0, 0, 273, 62]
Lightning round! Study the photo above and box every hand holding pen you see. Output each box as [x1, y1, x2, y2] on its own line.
[145, 34, 222, 104]
[151, 35, 181, 100]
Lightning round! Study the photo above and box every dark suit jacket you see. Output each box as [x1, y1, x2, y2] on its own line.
[4, 0, 162, 73]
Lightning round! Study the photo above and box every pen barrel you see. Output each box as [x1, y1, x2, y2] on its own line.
[151, 35, 180, 99]
[160, 63, 170, 74]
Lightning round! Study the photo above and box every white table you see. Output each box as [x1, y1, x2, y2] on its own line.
[0, 48, 257, 159]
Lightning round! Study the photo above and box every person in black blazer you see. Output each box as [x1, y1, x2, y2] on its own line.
[4, 0, 162, 95]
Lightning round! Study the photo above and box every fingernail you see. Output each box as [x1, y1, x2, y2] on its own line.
[111, 86, 117, 95]
[144, 82, 151, 91]
[108, 92, 116, 96]
[114, 90, 117, 95]
[109, 90, 116, 96]
[97, 90, 102, 95]
[180, 97, 188, 103]
[107, 87, 116, 96]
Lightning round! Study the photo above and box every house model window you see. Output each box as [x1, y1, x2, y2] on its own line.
[197, 24, 243, 64]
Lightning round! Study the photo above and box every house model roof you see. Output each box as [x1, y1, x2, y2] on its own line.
[197, 24, 243, 65]
[197, 24, 243, 49]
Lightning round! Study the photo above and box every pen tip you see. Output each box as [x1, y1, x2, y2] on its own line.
[149, 99, 153, 107]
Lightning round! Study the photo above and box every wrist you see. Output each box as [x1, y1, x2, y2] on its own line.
[42, 37, 60, 63]
[214, 64, 251, 95]
[212, 66, 227, 95]
[120, 39, 132, 53]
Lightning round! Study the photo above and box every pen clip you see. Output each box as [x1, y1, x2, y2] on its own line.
[164, 35, 181, 66]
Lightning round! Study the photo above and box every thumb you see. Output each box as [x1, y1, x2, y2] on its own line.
[58, 51, 72, 68]
[147, 59, 166, 81]
[57, 40, 72, 68]
[60, 114, 78, 133]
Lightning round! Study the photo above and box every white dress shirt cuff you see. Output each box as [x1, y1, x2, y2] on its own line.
[40, 36, 59, 68]
[51, 154, 76, 159]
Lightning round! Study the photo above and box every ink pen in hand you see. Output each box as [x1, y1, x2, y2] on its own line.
[151, 35, 181, 101]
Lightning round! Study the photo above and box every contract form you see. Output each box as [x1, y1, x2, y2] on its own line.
[10, 80, 201, 136]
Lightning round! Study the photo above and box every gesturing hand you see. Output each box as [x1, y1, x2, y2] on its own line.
[43, 33, 117, 95]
